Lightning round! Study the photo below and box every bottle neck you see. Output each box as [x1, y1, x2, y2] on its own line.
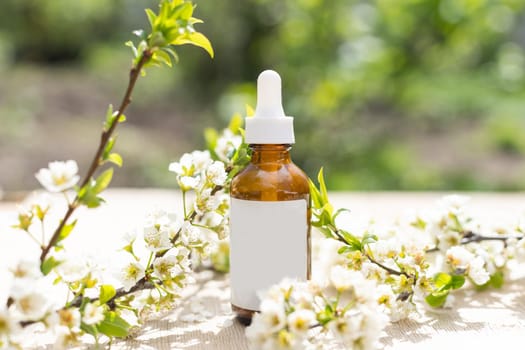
[249, 144, 292, 163]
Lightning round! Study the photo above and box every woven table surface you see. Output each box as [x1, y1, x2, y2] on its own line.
[1, 189, 524, 349]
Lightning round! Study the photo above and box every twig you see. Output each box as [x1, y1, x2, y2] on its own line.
[426, 231, 524, 253]
[364, 252, 410, 278]
[39, 51, 152, 264]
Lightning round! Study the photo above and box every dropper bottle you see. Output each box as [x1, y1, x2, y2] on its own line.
[230, 70, 311, 325]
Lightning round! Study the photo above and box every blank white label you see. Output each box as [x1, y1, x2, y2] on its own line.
[230, 198, 308, 311]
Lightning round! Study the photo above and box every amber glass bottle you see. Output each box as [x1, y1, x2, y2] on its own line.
[229, 70, 311, 325]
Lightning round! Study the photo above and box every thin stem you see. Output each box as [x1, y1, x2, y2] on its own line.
[182, 190, 188, 218]
[146, 252, 154, 270]
[364, 252, 409, 277]
[23, 230, 43, 249]
[40, 219, 46, 246]
[425, 232, 524, 253]
[39, 51, 152, 265]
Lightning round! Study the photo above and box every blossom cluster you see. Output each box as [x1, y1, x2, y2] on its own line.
[3, 124, 239, 348]
[247, 267, 387, 350]
[249, 184, 525, 349]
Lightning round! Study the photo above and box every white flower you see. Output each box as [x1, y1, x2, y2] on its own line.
[168, 150, 212, 177]
[153, 254, 182, 279]
[0, 307, 20, 336]
[35, 160, 80, 192]
[468, 257, 490, 285]
[82, 303, 105, 325]
[191, 150, 212, 173]
[436, 229, 462, 251]
[53, 327, 79, 350]
[438, 195, 470, 213]
[258, 299, 287, 333]
[194, 188, 221, 215]
[215, 129, 242, 162]
[10, 259, 42, 280]
[143, 225, 172, 252]
[168, 153, 194, 176]
[329, 265, 367, 293]
[54, 256, 88, 283]
[118, 261, 145, 291]
[57, 308, 81, 330]
[206, 161, 227, 186]
[446, 246, 474, 269]
[179, 175, 201, 190]
[180, 221, 202, 245]
[12, 290, 49, 320]
[287, 309, 316, 334]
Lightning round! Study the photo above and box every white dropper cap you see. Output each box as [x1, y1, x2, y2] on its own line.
[245, 70, 295, 144]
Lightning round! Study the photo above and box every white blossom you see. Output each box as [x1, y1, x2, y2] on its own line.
[206, 161, 227, 186]
[12, 290, 49, 320]
[54, 256, 88, 283]
[143, 225, 172, 252]
[57, 308, 81, 330]
[287, 309, 316, 334]
[9, 259, 42, 281]
[446, 246, 475, 268]
[82, 303, 105, 325]
[153, 254, 182, 279]
[0, 307, 20, 337]
[469, 257, 490, 285]
[53, 328, 78, 350]
[35, 160, 80, 192]
[258, 299, 287, 333]
[180, 221, 202, 245]
[215, 129, 242, 162]
[168, 153, 194, 176]
[118, 261, 145, 292]
[179, 175, 201, 190]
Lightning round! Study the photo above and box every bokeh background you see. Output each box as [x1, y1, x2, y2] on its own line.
[1, 0, 525, 192]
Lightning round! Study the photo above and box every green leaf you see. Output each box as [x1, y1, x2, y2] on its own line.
[103, 104, 114, 131]
[449, 274, 466, 289]
[93, 168, 114, 194]
[433, 272, 452, 289]
[153, 49, 172, 67]
[107, 153, 123, 167]
[308, 178, 322, 209]
[58, 219, 77, 243]
[317, 168, 329, 205]
[145, 8, 158, 28]
[411, 217, 427, 230]
[41, 256, 62, 275]
[333, 208, 351, 221]
[103, 137, 117, 160]
[425, 290, 449, 308]
[163, 47, 179, 63]
[490, 271, 504, 288]
[99, 285, 117, 305]
[339, 229, 361, 250]
[98, 312, 131, 338]
[78, 182, 105, 209]
[81, 322, 98, 336]
[361, 232, 378, 246]
[173, 32, 214, 58]
[228, 113, 243, 134]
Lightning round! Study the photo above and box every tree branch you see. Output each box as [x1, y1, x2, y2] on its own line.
[40, 51, 152, 265]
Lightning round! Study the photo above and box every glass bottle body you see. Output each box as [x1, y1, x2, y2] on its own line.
[230, 144, 311, 324]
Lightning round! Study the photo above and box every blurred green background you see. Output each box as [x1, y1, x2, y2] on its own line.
[1, 0, 525, 192]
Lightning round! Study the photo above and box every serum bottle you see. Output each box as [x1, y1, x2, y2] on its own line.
[230, 70, 311, 324]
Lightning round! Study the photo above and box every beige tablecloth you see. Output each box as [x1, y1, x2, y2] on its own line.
[1, 190, 525, 349]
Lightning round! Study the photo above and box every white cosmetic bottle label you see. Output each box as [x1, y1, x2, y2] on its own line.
[230, 198, 308, 311]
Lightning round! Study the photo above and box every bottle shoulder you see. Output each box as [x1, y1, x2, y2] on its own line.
[231, 161, 310, 200]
